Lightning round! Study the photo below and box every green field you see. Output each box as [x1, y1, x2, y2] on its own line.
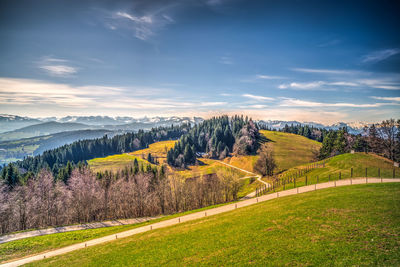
[27, 183, 400, 266]
[264, 152, 400, 191]
[88, 153, 151, 173]
[222, 131, 321, 175]
[261, 130, 322, 172]
[0, 203, 235, 264]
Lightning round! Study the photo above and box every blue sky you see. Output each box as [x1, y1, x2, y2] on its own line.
[0, 0, 399, 123]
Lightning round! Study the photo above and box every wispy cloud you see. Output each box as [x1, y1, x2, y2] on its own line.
[278, 81, 326, 90]
[370, 96, 400, 102]
[256, 74, 285, 80]
[38, 57, 78, 77]
[279, 98, 397, 108]
[242, 94, 274, 101]
[0, 78, 229, 115]
[219, 56, 233, 65]
[291, 68, 361, 75]
[362, 48, 400, 63]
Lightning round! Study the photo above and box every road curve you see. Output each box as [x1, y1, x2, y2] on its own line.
[215, 160, 270, 198]
[3, 177, 398, 267]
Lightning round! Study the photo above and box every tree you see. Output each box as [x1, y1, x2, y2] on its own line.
[254, 144, 276, 176]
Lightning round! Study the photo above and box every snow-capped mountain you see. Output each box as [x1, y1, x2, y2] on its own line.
[0, 114, 42, 133]
[258, 120, 370, 134]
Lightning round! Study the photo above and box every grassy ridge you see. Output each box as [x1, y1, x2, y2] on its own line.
[264, 152, 400, 191]
[222, 131, 321, 174]
[261, 130, 322, 172]
[28, 183, 400, 266]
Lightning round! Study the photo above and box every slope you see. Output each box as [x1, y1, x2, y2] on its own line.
[26, 183, 400, 266]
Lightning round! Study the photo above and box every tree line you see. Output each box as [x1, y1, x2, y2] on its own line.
[167, 115, 260, 168]
[0, 124, 189, 186]
[319, 119, 400, 161]
[0, 166, 241, 235]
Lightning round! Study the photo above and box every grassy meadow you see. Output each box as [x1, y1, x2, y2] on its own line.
[27, 183, 400, 266]
[264, 152, 400, 191]
[261, 130, 322, 172]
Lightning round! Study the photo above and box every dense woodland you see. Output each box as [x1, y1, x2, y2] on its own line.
[167, 115, 260, 168]
[0, 124, 189, 186]
[0, 167, 241, 234]
[318, 119, 400, 161]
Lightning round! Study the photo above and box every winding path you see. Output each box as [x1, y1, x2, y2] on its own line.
[3, 177, 398, 267]
[215, 160, 270, 198]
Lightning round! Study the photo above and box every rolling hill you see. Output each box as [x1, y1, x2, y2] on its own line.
[266, 152, 400, 191]
[0, 130, 115, 165]
[23, 183, 400, 266]
[222, 130, 322, 174]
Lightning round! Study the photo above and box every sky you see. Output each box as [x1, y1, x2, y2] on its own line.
[0, 0, 399, 124]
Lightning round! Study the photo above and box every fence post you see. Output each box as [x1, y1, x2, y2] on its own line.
[294, 177, 296, 188]
[351, 168, 353, 178]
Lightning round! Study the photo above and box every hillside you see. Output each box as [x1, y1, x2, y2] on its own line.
[0, 130, 115, 165]
[26, 183, 400, 266]
[0, 122, 93, 142]
[269, 152, 400, 190]
[222, 130, 321, 174]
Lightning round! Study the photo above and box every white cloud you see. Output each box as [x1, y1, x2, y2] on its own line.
[38, 57, 78, 77]
[256, 75, 285, 80]
[291, 68, 361, 75]
[39, 65, 77, 76]
[279, 81, 325, 90]
[116, 11, 153, 24]
[242, 94, 274, 101]
[362, 48, 400, 63]
[279, 98, 397, 108]
[370, 96, 400, 102]
[110, 10, 174, 41]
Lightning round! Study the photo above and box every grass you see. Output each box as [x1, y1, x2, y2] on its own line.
[265, 152, 400, 191]
[175, 158, 246, 179]
[28, 183, 400, 266]
[0, 202, 236, 264]
[260, 130, 322, 172]
[130, 140, 177, 164]
[222, 155, 258, 173]
[237, 177, 262, 198]
[87, 154, 150, 173]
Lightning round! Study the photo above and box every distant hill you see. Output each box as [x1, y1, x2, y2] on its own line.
[0, 121, 94, 142]
[0, 114, 42, 133]
[0, 129, 115, 165]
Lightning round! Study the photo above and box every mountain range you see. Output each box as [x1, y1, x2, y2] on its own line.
[0, 114, 371, 165]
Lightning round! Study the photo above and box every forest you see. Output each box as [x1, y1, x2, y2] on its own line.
[0, 166, 241, 234]
[167, 115, 260, 168]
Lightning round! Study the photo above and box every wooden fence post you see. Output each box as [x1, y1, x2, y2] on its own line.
[294, 177, 296, 188]
[351, 168, 353, 178]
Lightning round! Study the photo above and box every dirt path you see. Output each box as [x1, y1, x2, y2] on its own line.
[0, 217, 161, 244]
[4, 177, 397, 267]
[214, 160, 270, 198]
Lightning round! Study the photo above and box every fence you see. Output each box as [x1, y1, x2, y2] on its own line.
[255, 166, 399, 197]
